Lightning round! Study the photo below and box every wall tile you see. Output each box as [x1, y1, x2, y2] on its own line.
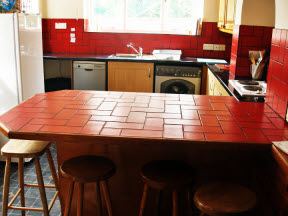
[267, 28, 288, 120]
[230, 24, 272, 77]
[42, 19, 232, 58]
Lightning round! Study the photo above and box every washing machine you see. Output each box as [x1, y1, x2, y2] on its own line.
[155, 65, 202, 94]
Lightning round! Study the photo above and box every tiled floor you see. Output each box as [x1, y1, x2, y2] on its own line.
[0, 143, 61, 216]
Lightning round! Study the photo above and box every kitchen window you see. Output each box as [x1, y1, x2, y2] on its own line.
[84, 0, 204, 35]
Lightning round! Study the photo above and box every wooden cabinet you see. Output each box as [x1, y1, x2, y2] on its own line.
[108, 62, 154, 92]
[217, 0, 236, 34]
[206, 69, 230, 96]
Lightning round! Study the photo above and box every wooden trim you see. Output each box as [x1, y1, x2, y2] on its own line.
[101, 181, 113, 216]
[70, 60, 73, 90]
[201, 66, 208, 95]
[8, 188, 21, 207]
[35, 157, 49, 216]
[64, 181, 75, 216]
[0, 121, 10, 137]
[18, 158, 25, 215]
[218, 27, 233, 34]
[7, 130, 271, 152]
[24, 183, 56, 188]
[139, 184, 149, 216]
[8, 206, 43, 211]
[2, 157, 11, 216]
[48, 191, 59, 211]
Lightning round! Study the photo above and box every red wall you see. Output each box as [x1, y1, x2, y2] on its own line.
[230, 25, 273, 77]
[42, 19, 232, 59]
[266, 29, 288, 120]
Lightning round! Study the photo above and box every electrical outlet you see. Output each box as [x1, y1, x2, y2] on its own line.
[55, 23, 67, 29]
[70, 38, 76, 43]
[213, 44, 220, 51]
[70, 33, 75, 38]
[219, 45, 226, 51]
[203, 44, 214, 51]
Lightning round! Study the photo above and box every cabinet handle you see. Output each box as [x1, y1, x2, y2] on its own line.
[149, 68, 151, 78]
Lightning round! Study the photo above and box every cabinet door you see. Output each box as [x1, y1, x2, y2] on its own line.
[218, 0, 226, 28]
[108, 62, 154, 92]
[225, 0, 236, 31]
[213, 77, 230, 96]
[207, 69, 215, 96]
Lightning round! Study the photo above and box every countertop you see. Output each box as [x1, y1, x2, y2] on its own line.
[207, 64, 266, 103]
[0, 90, 287, 146]
[43, 52, 226, 66]
[43, 52, 263, 103]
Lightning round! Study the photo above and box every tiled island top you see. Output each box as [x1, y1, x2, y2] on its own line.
[0, 90, 287, 145]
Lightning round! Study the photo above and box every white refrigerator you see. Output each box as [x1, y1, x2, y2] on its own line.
[0, 13, 45, 162]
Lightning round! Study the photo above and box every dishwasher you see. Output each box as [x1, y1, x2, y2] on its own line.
[73, 61, 106, 90]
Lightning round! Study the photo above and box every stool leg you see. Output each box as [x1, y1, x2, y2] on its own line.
[46, 148, 63, 207]
[139, 184, 149, 216]
[2, 156, 11, 216]
[172, 190, 178, 216]
[77, 183, 84, 216]
[186, 187, 193, 216]
[101, 181, 113, 216]
[96, 182, 103, 216]
[155, 190, 162, 216]
[64, 181, 75, 216]
[18, 158, 25, 216]
[34, 157, 49, 216]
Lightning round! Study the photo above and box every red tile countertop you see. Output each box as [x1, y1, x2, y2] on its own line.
[0, 90, 288, 145]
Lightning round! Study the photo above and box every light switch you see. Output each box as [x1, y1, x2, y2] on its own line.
[219, 45, 226, 51]
[70, 33, 75, 38]
[55, 23, 67, 29]
[203, 44, 214, 51]
[70, 38, 76, 43]
[71, 28, 75, 32]
[213, 44, 220, 51]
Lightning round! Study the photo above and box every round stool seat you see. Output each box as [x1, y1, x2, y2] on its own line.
[194, 182, 257, 216]
[61, 155, 116, 183]
[141, 160, 194, 190]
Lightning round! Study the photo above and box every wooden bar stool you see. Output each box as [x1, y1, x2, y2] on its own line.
[193, 182, 257, 216]
[139, 160, 195, 216]
[1, 139, 61, 216]
[60, 155, 116, 216]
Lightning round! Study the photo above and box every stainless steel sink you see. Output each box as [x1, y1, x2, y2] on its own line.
[108, 54, 154, 60]
[115, 53, 138, 58]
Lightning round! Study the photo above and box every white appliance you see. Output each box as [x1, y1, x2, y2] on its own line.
[73, 61, 106, 90]
[0, 13, 45, 162]
[229, 80, 267, 97]
[155, 65, 202, 94]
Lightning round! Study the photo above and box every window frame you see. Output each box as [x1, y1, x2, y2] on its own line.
[84, 0, 203, 35]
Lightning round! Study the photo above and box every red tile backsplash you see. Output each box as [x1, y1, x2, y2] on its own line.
[230, 25, 273, 77]
[266, 28, 288, 120]
[42, 19, 232, 59]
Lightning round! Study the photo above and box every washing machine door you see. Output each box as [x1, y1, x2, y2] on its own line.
[160, 79, 195, 94]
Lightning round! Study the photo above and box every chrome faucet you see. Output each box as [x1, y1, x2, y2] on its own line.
[127, 44, 143, 57]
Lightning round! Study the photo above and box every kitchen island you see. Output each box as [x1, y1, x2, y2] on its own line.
[0, 90, 287, 215]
